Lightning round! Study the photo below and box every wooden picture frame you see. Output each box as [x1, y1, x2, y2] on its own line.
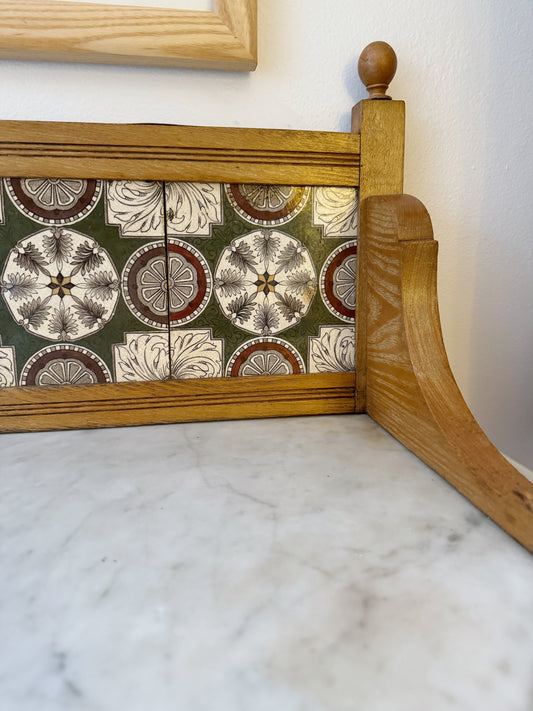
[0, 0, 257, 70]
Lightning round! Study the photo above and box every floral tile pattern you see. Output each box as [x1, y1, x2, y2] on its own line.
[320, 240, 357, 323]
[225, 185, 310, 226]
[106, 181, 222, 238]
[5, 178, 102, 225]
[1, 227, 120, 341]
[0, 179, 357, 388]
[308, 325, 355, 374]
[313, 187, 358, 238]
[226, 337, 304, 377]
[0, 337, 16, 387]
[214, 229, 316, 336]
[20, 344, 112, 386]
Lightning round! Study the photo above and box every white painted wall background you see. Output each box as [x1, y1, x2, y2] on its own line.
[1, 0, 532, 467]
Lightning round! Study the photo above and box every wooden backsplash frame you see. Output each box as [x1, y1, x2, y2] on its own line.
[0, 120, 360, 432]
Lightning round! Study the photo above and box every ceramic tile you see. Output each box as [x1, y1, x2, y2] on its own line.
[224, 184, 310, 226]
[166, 182, 222, 237]
[312, 186, 358, 237]
[0, 179, 359, 387]
[0, 336, 16, 386]
[169, 182, 358, 379]
[308, 325, 355, 373]
[319, 240, 357, 323]
[0, 179, 172, 386]
[226, 336, 305, 377]
[105, 180, 165, 238]
[169, 328, 223, 379]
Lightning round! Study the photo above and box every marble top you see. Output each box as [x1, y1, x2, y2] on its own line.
[1, 414, 532, 711]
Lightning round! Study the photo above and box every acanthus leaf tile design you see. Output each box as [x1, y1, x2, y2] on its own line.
[113, 332, 170, 382]
[308, 325, 355, 374]
[106, 181, 222, 238]
[313, 186, 358, 238]
[0, 179, 357, 388]
[113, 328, 223, 382]
[170, 328, 223, 379]
[165, 183, 222, 237]
[0, 337, 16, 387]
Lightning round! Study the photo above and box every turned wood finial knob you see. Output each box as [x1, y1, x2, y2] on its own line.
[358, 41, 397, 99]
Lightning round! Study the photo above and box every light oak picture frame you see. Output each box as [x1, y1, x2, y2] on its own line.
[0, 0, 257, 70]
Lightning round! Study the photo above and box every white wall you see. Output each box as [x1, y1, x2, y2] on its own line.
[1, 0, 532, 467]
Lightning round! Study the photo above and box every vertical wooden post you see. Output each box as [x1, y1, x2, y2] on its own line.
[352, 42, 405, 411]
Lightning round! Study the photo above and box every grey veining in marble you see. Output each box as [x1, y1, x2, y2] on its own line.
[1, 414, 532, 711]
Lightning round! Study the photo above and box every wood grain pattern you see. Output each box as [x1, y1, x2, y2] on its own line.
[361, 193, 533, 552]
[0, 121, 360, 185]
[0, 373, 355, 433]
[0, 0, 257, 71]
[351, 100, 405, 412]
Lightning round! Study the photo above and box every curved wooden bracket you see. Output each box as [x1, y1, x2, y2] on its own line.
[360, 194, 533, 552]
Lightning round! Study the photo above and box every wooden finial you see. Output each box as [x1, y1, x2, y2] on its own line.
[358, 41, 397, 99]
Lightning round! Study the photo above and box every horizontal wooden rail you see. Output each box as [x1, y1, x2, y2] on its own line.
[0, 372, 355, 433]
[0, 121, 360, 185]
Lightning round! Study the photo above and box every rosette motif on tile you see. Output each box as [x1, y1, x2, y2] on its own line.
[1, 228, 120, 341]
[215, 229, 317, 336]
[20, 345, 111, 386]
[121, 239, 211, 329]
[225, 184, 310, 226]
[5, 179, 102, 225]
[320, 240, 357, 323]
[226, 337, 305, 377]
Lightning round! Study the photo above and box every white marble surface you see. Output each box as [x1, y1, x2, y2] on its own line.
[1, 414, 532, 711]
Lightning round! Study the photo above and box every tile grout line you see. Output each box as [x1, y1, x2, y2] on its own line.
[162, 181, 173, 380]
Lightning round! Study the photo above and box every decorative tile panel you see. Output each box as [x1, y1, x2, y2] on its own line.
[0, 179, 357, 388]
[0, 179, 171, 385]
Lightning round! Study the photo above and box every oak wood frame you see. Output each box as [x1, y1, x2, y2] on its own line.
[0, 105, 531, 552]
[0, 0, 257, 70]
[359, 192, 533, 552]
[0, 119, 359, 433]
